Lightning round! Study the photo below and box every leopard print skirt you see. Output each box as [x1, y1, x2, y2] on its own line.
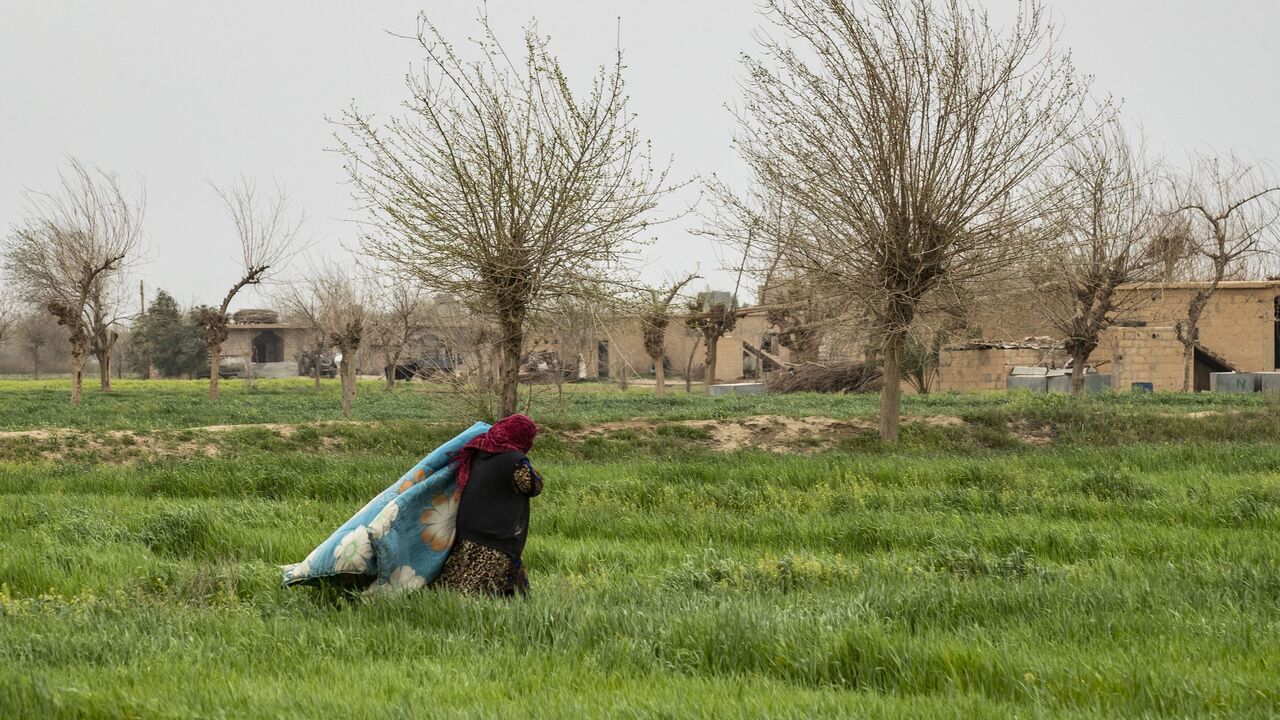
[432, 539, 529, 597]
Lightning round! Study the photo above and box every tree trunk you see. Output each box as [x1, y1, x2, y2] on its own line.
[685, 336, 701, 394]
[31, 347, 40, 380]
[97, 349, 112, 392]
[704, 335, 719, 394]
[1180, 290, 1211, 392]
[340, 354, 355, 418]
[878, 330, 905, 443]
[385, 363, 396, 390]
[313, 354, 322, 390]
[209, 343, 222, 401]
[497, 320, 523, 419]
[70, 343, 86, 406]
[1070, 349, 1089, 396]
[654, 356, 665, 396]
[1181, 339, 1196, 393]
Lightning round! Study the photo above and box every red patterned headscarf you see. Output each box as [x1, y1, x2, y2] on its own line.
[453, 414, 538, 493]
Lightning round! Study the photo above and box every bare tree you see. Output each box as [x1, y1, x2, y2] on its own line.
[337, 14, 675, 418]
[0, 289, 16, 350]
[639, 274, 700, 395]
[1031, 120, 1164, 394]
[706, 183, 856, 365]
[281, 263, 371, 418]
[2, 159, 144, 404]
[684, 293, 743, 392]
[16, 310, 59, 379]
[198, 177, 302, 401]
[303, 329, 330, 391]
[365, 284, 428, 390]
[736, 0, 1101, 440]
[1171, 154, 1280, 390]
[534, 295, 604, 399]
[86, 273, 134, 391]
[682, 332, 703, 393]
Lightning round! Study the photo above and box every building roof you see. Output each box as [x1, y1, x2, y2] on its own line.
[1118, 280, 1280, 291]
[943, 337, 1061, 352]
[226, 323, 308, 331]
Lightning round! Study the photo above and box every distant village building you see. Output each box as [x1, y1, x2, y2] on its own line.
[221, 309, 311, 378]
[938, 280, 1280, 392]
[211, 280, 1278, 393]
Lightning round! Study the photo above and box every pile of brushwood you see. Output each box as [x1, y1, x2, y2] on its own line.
[765, 361, 883, 394]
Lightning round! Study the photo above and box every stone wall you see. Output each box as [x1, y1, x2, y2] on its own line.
[1094, 326, 1187, 391]
[1115, 284, 1278, 372]
[937, 345, 1064, 392]
[714, 315, 771, 382]
[524, 318, 706, 382]
[960, 282, 1280, 387]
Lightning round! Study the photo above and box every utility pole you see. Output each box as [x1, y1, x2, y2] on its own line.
[139, 280, 152, 380]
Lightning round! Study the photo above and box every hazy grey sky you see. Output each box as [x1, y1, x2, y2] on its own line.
[2, 1, 1277, 310]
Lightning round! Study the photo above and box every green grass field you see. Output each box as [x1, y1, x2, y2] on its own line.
[1, 379, 1278, 718]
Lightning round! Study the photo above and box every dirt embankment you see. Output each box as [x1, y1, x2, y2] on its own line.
[563, 414, 965, 453]
[0, 422, 347, 463]
[0, 415, 973, 461]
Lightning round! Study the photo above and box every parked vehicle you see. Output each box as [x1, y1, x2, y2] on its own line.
[298, 350, 338, 379]
[394, 353, 458, 380]
[195, 356, 247, 379]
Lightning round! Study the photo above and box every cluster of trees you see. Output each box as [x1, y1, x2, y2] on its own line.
[125, 290, 206, 378]
[708, 0, 1279, 438]
[4, 1, 1278, 440]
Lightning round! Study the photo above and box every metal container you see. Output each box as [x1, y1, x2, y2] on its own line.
[708, 382, 767, 396]
[1256, 372, 1280, 393]
[1006, 375, 1048, 392]
[1210, 372, 1256, 393]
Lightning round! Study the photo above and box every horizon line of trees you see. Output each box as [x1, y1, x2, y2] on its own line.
[4, 1, 1280, 439]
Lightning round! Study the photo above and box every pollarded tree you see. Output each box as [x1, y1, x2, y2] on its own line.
[86, 273, 133, 391]
[198, 177, 302, 401]
[639, 274, 700, 395]
[684, 292, 743, 391]
[2, 158, 144, 404]
[1032, 120, 1165, 395]
[737, 0, 1102, 441]
[365, 284, 428, 390]
[281, 263, 371, 418]
[1171, 154, 1280, 391]
[338, 14, 674, 418]
[16, 310, 59, 379]
[705, 182, 854, 365]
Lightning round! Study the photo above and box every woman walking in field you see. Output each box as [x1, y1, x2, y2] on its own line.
[431, 414, 544, 597]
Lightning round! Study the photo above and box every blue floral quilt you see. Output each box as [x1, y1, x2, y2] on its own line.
[282, 421, 490, 593]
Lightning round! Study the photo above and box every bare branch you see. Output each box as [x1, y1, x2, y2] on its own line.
[336, 13, 679, 416]
[2, 157, 144, 403]
[733, 0, 1104, 440]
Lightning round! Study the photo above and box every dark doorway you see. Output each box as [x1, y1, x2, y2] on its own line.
[1193, 346, 1233, 392]
[596, 340, 610, 378]
[252, 330, 285, 363]
[1274, 297, 1279, 370]
[761, 333, 778, 373]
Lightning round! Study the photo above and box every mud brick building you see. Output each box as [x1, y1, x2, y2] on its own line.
[936, 339, 1065, 392]
[939, 280, 1280, 392]
[220, 309, 311, 377]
